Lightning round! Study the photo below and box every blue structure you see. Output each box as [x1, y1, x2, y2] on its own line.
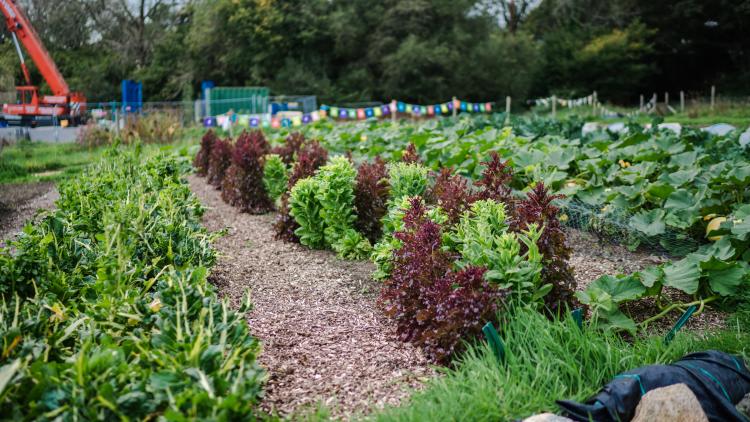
[121, 80, 143, 114]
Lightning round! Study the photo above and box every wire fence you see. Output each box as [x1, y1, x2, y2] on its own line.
[559, 199, 699, 257]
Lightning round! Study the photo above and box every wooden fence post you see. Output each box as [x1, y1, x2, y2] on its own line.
[391, 100, 397, 123]
[504, 96, 511, 124]
[680, 91, 685, 113]
[710, 85, 716, 111]
[665, 92, 669, 107]
[452, 96, 457, 118]
[640, 94, 644, 111]
[552, 95, 557, 117]
[592, 91, 598, 116]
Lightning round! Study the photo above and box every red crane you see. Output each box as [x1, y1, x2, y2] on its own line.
[0, 0, 86, 126]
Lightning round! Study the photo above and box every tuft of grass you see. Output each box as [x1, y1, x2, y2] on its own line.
[371, 307, 749, 422]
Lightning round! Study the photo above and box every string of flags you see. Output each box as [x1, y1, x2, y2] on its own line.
[203, 98, 495, 128]
[319, 99, 493, 120]
[532, 95, 594, 108]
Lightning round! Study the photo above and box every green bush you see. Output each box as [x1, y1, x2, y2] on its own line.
[288, 157, 372, 259]
[289, 177, 326, 249]
[373, 163, 431, 279]
[316, 157, 370, 257]
[263, 153, 289, 205]
[448, 200, 549, 306]
[0, 149, 265, 419]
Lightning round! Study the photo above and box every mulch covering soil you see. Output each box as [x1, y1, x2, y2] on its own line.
[188, 175, 434, 418]
[0, 181, 59, 246]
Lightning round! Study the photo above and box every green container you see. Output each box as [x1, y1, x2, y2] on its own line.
[207, 87, 269, 115]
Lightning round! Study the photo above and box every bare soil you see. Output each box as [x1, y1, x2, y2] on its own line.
[187, 175, 434, 419]
[0, 181, 59, 245]
[566, 228, 727, 333]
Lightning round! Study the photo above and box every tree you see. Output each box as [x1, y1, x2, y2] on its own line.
[479, 0, 539, 33]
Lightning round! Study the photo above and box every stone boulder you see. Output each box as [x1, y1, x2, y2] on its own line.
[632, 383, 708, 422]
[522, 412, 574, 422]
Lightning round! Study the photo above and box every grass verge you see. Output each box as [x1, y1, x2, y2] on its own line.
[0, 139, 199, 185]
[370, 307, 749, 422]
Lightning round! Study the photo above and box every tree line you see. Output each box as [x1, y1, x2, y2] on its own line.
[1, 0, 748, 105]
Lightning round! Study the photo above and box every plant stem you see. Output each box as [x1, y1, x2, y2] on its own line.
[638, 295, 720, 329]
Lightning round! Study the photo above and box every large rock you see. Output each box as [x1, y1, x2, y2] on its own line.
[738, 392, 750, 418]
[632, 383, 708, 422]
[522, 413, 574, 422]
[739, 128, 750, 148]
[702, 123, 736, 136]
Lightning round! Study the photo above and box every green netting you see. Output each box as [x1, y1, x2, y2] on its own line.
[208, 87, 269, 115]
[558, 199, 700, 257]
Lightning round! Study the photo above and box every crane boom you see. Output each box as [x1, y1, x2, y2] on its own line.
[0, 0, 85, 126]
[1, 0, 69, 96]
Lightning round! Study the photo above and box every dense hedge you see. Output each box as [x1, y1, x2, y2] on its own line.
[0, 149, 264, 419]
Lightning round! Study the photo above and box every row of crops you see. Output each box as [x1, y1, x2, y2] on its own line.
[194, 129, 578, 363]
[195, 113, 750, 363]
[259, 116, 750, 332]
[0, 150, 264, 419]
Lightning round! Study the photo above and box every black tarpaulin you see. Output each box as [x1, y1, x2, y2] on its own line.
[557, 350, 750, 422]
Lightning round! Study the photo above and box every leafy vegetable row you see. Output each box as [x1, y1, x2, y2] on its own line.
[194, 130, 578, 363]
[0, 149, 264, 420]
[261, 116, 750, 333]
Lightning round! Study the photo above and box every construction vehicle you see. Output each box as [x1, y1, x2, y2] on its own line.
[0, 0, 86, 126]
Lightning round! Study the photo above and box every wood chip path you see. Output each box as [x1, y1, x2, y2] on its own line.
[187, 175, 434, 419]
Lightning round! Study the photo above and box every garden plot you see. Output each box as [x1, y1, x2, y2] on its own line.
[188, 175, 433, 418]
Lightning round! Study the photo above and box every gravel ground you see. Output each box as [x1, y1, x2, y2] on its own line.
[0, 182, 59, 246]
[188, 175, 434, 419]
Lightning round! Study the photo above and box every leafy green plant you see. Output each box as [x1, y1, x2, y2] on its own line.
[263, 153, 289, 205]
[448, 200, 547, 306]
[0, 149, 265, 419]
[289, 177, 326, 249]
[380, 162, 430, 237]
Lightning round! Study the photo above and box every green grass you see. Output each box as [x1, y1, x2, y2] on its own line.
[0, 138, 199, 185]
[0, 141, 106, 184]
[368, 307, 749, 422]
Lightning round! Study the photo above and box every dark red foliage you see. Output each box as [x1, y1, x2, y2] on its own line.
[354, 157, 390, 243]
[401, 143, 421, 163]
[380, 198, 507, 363]
[207, 137, 233, 188]
[428, 168, 473, 226]
[273, 195, 300, 243]
[472, 152, 514, 204]
[220, 130, 273, 214]
[288, 140, 328, 188]
[515, 182, 578, 314]
[194, 130, 218, 176]
[274, 140, 329, 242]
[271, 132, 306, 166]
[425, 266, 506, 363]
